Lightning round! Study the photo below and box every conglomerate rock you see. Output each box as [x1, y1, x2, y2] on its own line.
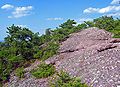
[45, 27, 120, 87]
[4, 60, 49, 87]
[4, 27, 120, 87]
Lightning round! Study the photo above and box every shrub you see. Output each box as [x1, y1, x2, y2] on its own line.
[50, 71, 88, 87]
[15, 67, 25, 78]
[34, 50, 43, 59]
[0, 83, 2, 87]
[41, 42, 59, 60]
[31, 63, 55, 78]
[109, 30, 120, 38]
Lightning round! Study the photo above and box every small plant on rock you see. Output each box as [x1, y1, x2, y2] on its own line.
[15, 67, 25, 78]
[50, 71, 88, 87]
[31, 63, 55, 78]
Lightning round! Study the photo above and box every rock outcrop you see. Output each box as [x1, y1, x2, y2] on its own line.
[46, 27, 120, 87]
[5, 27, 120, 87]
[4, 60, 49, 87]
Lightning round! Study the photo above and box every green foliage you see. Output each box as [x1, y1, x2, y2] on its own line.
[50, 71, 88, 87]
[0, 50, 12, 81]
[84, 21, 95, 27]
[93, 16, 120, 37]
[31, 63, 55, 78]
[45, 28, 52, 36]
[111, 19, 120, 38]
[8, 55, 23, 63]
[0, 82, 3, 87]
[59, 19, 76, 29]
[111, 29, 120, 38]
[41, 42, 59, 60]
[77, 23, 87, 29]
[34, 50, 43, 59]
[93, 16, 115, 31]
[34, 41, 59, 60]
[4, 24, 42, 60]
[15, 67, 25, 78]
[0, 16, 120, 85]
[0, 25, 41, 82]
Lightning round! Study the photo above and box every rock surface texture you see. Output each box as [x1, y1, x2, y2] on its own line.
[46, 27, 120, 87]
[4, 60, 49, 87]
[4, 27, 120, 87]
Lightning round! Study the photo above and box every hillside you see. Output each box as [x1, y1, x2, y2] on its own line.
[0, 16, 120, 87]
[3, 27, 120, 87]
[46, 27, 120, 87]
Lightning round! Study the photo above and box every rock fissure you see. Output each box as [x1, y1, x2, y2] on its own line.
[97, 45, 117, 52]
[60, 48, 80, 53]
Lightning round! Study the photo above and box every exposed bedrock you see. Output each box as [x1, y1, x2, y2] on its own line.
[46, 27, 120, 87]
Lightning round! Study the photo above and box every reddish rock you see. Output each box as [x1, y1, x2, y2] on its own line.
[46, 27, 120, 87]
[5, 27, 120, 87]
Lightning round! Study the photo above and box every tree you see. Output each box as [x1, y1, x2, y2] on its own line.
[84, 21, 95, 27]
[45, 28, 52, 36]
[59, 19, 76, 29]
[4, 24, 41, 60]
[0, 25, 41, 82]
[93, 16, 115, 31]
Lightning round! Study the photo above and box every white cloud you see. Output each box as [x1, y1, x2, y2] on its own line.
[46, 18, 63, 21]
[16, 25, 27, 28]
[111, 0, 120, 4]
[77, 18, 93, 24]
[84, 7, 100, 13]
[1, 4, 14, 10]
[9, 6, 33, 18]
[79, 18, 93, 22]
[84, 6, 120, 14]
[99, 6, 120, 13]
[106, 12, 120, 17]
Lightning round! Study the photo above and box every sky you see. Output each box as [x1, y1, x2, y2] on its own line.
[0, 0, 120, 41]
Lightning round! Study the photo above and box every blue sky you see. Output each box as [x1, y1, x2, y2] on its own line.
[0, 0, 120, 41]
